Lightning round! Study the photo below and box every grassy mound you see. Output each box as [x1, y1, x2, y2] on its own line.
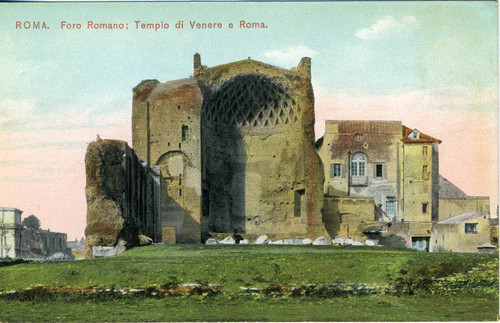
[0, 245, 498, 321]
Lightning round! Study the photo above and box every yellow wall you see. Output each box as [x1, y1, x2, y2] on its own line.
[439, 198, 490, 222]
[402, 143, 438, 223]
[430, 214, 490, 253]
[323, 196, 379, 242]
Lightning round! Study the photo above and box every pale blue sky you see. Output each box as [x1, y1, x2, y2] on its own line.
[0, 2, 497, 238]
[2, 3, 497, 108]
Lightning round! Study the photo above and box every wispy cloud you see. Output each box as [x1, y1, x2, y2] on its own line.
[0, 99, 36, 125]
[0, 176, 52, 184]
[356, 16, 416, 40]
[260, 45, 318, 67]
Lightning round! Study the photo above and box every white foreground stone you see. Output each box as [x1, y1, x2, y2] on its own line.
[220, 236, 236, 244]
[254, 235, 269, 244]
[312, 236, 328, 245]
[302, 238, 312, 245]
[331, 237, 346, 245]
[205, 238, 218, 245]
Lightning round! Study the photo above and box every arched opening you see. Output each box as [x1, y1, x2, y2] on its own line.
[351, 152, 366, 177]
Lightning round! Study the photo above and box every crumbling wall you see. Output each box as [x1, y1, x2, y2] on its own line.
[197, 57, 327, 239]
[126, 55, 327, 243]
[84, 139, 161, 256]
[323, 196, 380, 242]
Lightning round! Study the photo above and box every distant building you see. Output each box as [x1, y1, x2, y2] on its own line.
[67, 238, 85, 250]
[0, 208, 23, 258]
[0, 207, 72, 259]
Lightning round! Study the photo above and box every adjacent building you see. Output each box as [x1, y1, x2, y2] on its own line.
[317, 121, 442, 250]
[317, 120, 492, 252]
[430, 212, 491, 253]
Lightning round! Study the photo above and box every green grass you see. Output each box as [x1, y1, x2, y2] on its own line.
[0, 245, 498, 321]
[0, 294, 497, 322]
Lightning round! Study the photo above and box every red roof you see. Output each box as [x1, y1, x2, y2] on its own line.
[402, 126, 441, 144]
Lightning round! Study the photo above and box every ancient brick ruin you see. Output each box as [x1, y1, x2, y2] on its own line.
[85, 54, 327, 251]
[85, 140, 161, 255]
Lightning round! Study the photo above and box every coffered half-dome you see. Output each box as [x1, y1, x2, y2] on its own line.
[202, 74, 300, 128]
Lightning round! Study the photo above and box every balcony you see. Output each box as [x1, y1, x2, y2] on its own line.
[350, 176, 368, 187]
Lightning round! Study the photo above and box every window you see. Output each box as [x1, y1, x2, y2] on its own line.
[354, 134, 364, 141]
[422, 203, 429, 214]
[351, 152, 366, 176]
[182, 125, 190, 141]
[386, 199, 395, 217]
[330, 163, 341, 178]
[422, 165, 429, 180]
[408, 129, 420, 140]
[422, 146, 428, 156]
[465, 223, 478, 234]
[376, 164, 383, 177]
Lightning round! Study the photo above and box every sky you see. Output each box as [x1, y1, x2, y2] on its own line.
[0, 2, 497, 240]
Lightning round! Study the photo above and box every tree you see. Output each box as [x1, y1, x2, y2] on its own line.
[22, 215, 41, 230]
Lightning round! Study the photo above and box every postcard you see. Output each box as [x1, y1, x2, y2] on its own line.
[0, 2, 498, 322]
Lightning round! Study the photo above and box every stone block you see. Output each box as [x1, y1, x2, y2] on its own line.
[205, 238, 217, 245]
[139, 235, 153, 245]
[331, 237, 346, 245]
[312, 236, 328, 245]
[365, 239, 378, 246]
[254, 235, 269, 244]
[220, 236, 235, 244]
[162, 226, 176, 244]
[302, 238, 312, 245]
[92, 246, 116, 257]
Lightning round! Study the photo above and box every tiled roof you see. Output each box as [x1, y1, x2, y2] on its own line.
[438, 212, 487, 225]
[402, 126, 441, 143]
[333, 120, 402, 134]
